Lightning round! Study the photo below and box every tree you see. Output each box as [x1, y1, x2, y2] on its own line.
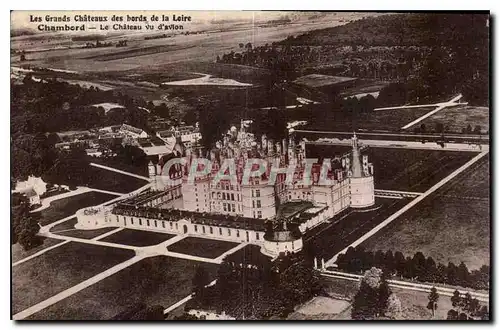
[427, 287, 439, 317]
[451, 290, 461, 308]
[447, 309, 459, 320]
[456, 262, 471, 288]
[351, 267, 392, 320]
[12, 193, 42, 250]
[192, 265, 209, 306]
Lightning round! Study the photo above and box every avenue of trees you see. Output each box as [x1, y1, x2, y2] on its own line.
[336, 247, 489, 291]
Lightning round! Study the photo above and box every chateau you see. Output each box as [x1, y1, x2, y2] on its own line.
[76, 121, 375, 258]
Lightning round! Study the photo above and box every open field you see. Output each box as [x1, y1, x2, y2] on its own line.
[362, 159, 490, 270]
[11, 237, 65, 264]
[36, 192, 116, 226]
[99, 228, 175, 247]
[86, 156, 148, 177]
[288, 296, 351, 320]
[84, 165, 148, 193]
[167, 237, 238, 258]
[368, 148, 475, 192]
[305, 146, 475, 193]
[304, 198, 410, 261]
[420, 105, 490, 134]
[302, 107, 435, 132]
[12, 242, 134, 314]
[28, 256, 219, 320]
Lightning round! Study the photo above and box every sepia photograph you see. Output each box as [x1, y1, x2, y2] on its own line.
[10, 10, 490, 321]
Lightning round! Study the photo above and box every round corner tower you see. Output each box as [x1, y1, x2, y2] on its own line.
[349, 133, 375, 208]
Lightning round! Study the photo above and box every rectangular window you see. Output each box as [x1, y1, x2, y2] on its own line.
[258, 211, 262, 219]
[131, 218, 134, 225]
[228, 229, 231, 236]
[256, 200, 261, 208]
[223, 203, 227, 211]
[147, 219, 150, 226]
[202, 226, 206, 234]
[231, 193, 235, 201]
[139, 219, 142, 225]
[210, 227, 213, 234]
[222, 192, 226, 200]
[162, 221, 165, 228]
[252, 200, 255, 208]
[232, 204, 235, 212]
[237, 230, 240, 238]
[251, 190, 254, 197]
[154, 220, 158, 227]
[256, 232, 260, 240]
[194, 225, 198, 232]
[170, 222, 173, 228]
[256, 189, 260, 197]
[219, 228, 223, 235]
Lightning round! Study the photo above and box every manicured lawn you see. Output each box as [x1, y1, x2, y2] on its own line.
[88, 156, 148, 177]
[28, 256, 219, 320]
[36, 192, 116, 226]
[167, 237, 239, 259]
[11, 237, 65, 264]
[362, 159, 490, 270]
[49, 217, 78, 232]
[99, 228, 175, 247]
[55, 227, 119, 240]
[12, 242, 135, 315]
[49, 217, 118, 239]
[86, 165, 149, 193]
[304, 198, 410, 261]
[225, 244, 272, 266]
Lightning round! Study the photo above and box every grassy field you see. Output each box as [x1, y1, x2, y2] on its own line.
[87, 157, 148, 177]
[36, 192, 116, 226]
[167, 237, 238, 258]
[367, 148, 475, 192]
[52, 227, 119, 240]
[48, 215, 117, 240]
[99, 228, 175, 247]
[28, 256, 219, 320]
[362, 159, 490, 270]
[12, 242, 134, 315]
[304, 146, 475, 193]
[11, 237, 64, 264]
[420, 105, 490, 134]
[85, 165, 148, 193]
[305, 197, 410, 260]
